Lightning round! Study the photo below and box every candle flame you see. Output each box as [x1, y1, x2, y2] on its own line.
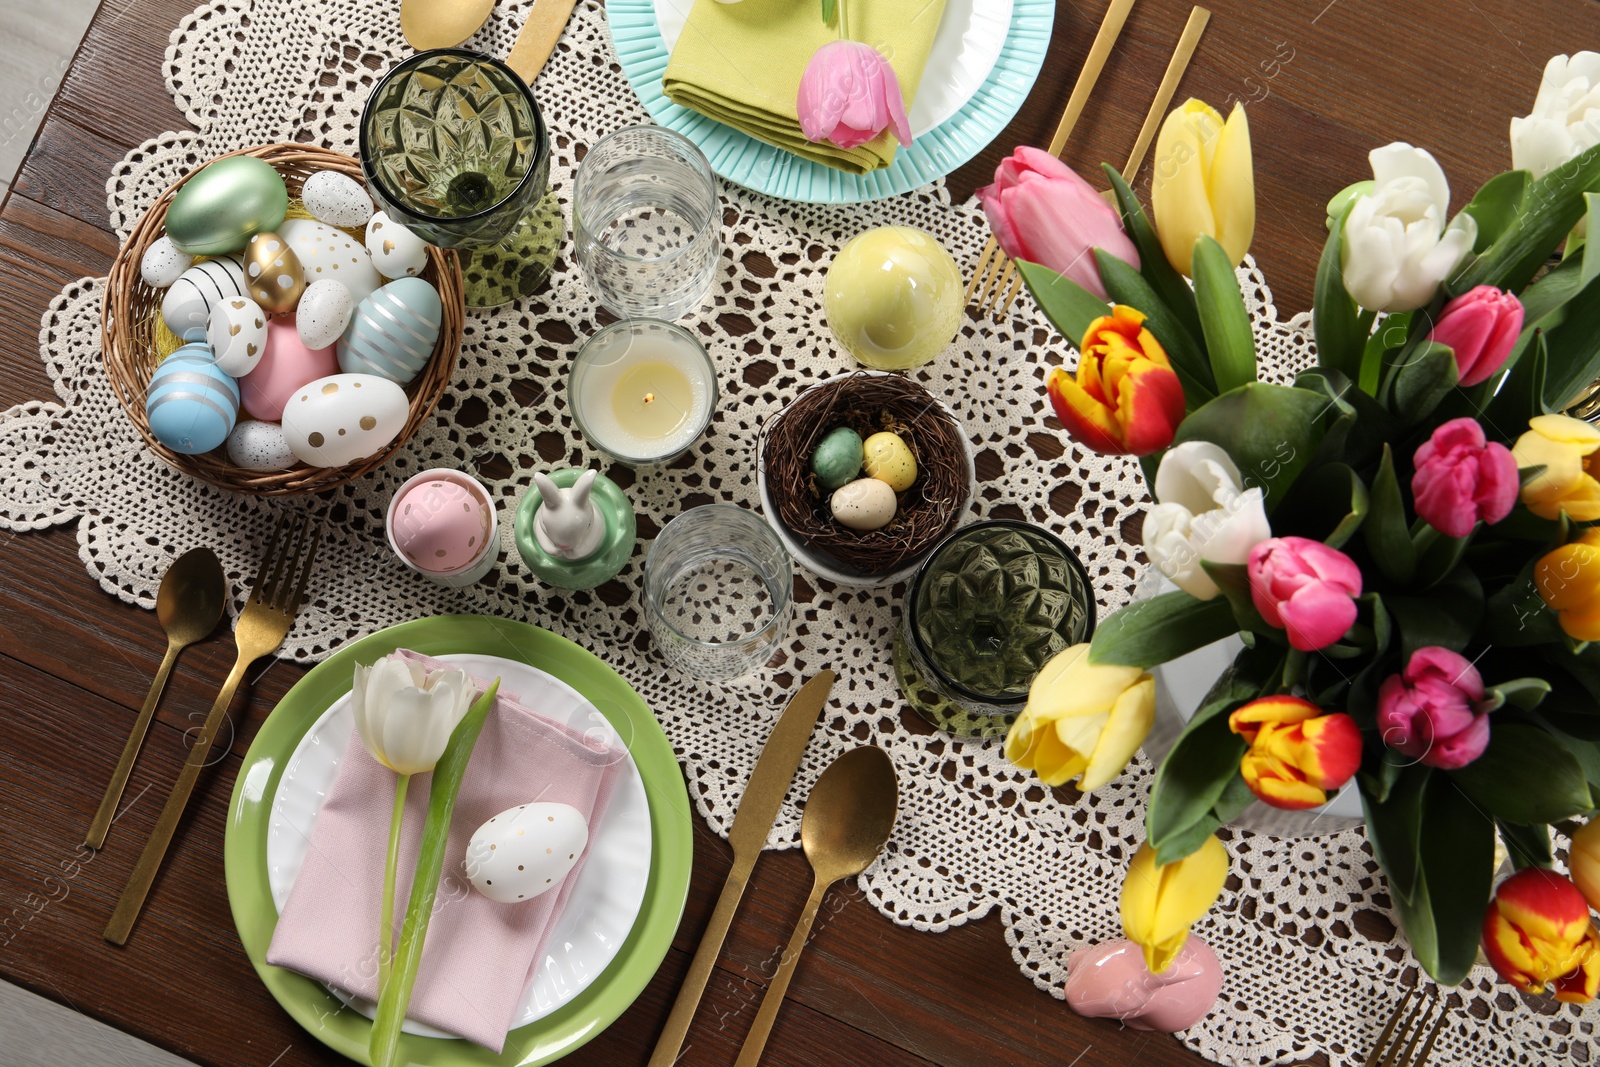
[643, 392, 655, 404]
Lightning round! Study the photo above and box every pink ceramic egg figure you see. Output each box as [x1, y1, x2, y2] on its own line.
[1063, 936, 1223, 1032]
[239, 318, 337, 421]
[386, 470, 499, 587]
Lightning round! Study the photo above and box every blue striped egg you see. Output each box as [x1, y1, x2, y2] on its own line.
[145, 344, 241, 454]
[337, 277, 442, 385]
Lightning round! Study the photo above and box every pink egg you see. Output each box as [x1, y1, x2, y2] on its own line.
[390, 473, 493, 574]
[238, 318, 337, 421]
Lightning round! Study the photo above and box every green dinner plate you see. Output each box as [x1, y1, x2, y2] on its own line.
[224, 615, 693, 1066]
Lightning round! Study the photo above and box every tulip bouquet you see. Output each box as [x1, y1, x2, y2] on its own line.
[997, 56, 1600, 999]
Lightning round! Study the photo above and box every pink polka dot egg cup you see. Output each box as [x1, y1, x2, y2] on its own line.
[385, 468, 500, 588]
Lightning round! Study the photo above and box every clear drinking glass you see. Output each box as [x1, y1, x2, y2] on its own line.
[360, 48, 561, 308]
[894, 520, 1095, 737]
[645, 505, 791, 681]
[574, 125, 720, 320]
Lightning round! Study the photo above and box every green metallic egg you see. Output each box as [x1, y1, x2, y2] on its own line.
[165, 157, 289, 256]
[810, 426, 864, 491]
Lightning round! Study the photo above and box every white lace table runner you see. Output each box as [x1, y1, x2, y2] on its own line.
[0, 2, 1592, 1063]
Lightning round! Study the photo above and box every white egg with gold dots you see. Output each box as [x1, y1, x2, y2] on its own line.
[465, 802, 589, 905]
[365, 211, 429, 279]
[279, 372, 408, 468]
[277, 218, 382, 307]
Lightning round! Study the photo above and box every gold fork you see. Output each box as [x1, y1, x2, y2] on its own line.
[1292, 990, 1449, 1067]
[104, 515, 320, 945]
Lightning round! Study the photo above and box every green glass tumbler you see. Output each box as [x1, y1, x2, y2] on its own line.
[360, 48, 561, 308]
[894, 520, 1095, 737]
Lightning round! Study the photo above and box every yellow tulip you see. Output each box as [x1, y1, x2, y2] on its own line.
[1513, 414, 1600, 521]
[1003, 644, 1154, 791]
[1536, 529, 1600, 641]
[1151, 99, 1256, 277]
[1120, 836, 1229, 974]
[1573, 820, 1600, 914]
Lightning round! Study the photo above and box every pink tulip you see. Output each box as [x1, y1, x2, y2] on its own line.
[796, 41, 912, 151]
[1427, 286, 1524, 387]
[1412, 417, 1519, 538]
[1247, 537, 1362, 651]
[975, 146, 1139, 300]
[1376, 646, 1490, 768]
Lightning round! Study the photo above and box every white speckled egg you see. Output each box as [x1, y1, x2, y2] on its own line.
[465, 802, 589, 904]
[295, 278, 353, 350]
[365, 211, 429, 279]
[280, 372, 408, 468]
[225, 419, 297, 470]
[337, 277, 442, 385]
[301, 170, 373, 229]
[278, 219, 381, 307]
[205, 296, 267, 377]
[831, 477, 897, 531]
[160, 256, 248, 341]
[140, 236, 193, 289]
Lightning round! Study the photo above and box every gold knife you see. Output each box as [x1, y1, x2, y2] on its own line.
[647, 670, 837, 1067]
[505, 0, 581, 85]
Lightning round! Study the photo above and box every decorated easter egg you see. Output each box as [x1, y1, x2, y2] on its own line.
[165, 156, 288, 255]
[280, 373, 408, 468]
[278, 219, 382, 306]
[238, 318, 338, 421]
[862, 431, 917, 492]
[389, 474, 493, 574]
[337, 277, 442, 385]
[243, 231, 305, 313]
[145, 343, 240, 455]
[160, 256, 248, 341]
[465, 802, 589, 904]
[205, 296, 268, 377]
[831, 477, 897, 531]
[823, 226, 963, 371]
[365, 211, 429, 279]
[140, 235, 193, 288]
[810, 426, 863, 491]
[301, 170, 373, 228]
[225, 419, 297, 470]
[296, 279, 354, 351]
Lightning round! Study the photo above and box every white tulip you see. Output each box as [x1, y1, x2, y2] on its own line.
[351, 654, 476, 775]
[1340, 143, 1478, 313]
[1511, 52, 1600, 179]
[1144, 442, 1271, 600]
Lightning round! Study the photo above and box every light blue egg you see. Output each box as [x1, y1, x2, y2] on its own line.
[337, 277, 442, 385]
[145, 343, 241, 455]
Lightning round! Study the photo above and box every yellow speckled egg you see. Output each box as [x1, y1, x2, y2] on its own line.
[823, 226, 963, 370]
[862, 432, 917, 492]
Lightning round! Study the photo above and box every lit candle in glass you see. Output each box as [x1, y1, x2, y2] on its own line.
[569, 319, 717, 464]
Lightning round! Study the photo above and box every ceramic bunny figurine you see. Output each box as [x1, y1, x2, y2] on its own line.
[533, 469, 604, 561]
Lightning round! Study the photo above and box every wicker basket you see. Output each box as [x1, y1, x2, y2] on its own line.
[102, 143, 465, 496]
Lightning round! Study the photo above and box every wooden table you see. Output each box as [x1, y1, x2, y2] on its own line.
[0, 1, 1588, 1064]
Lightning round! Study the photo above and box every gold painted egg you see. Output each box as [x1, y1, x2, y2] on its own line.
[862, 431, 917, 492]
[244, 231, 305, 313]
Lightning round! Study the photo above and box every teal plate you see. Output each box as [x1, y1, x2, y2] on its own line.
[607, 0, 1055, 203]
[224, 615, 694, 1066]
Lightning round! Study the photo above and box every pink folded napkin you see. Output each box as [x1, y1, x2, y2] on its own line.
[266, 650, 626, 1052]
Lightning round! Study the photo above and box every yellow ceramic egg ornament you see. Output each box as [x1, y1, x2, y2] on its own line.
[823, 226, 963, 370]
[862, 431, 917, 492]
[244, 231, 306, 313]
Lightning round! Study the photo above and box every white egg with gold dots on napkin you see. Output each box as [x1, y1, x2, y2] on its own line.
[466, 802, 589, 904]
[161, 256, 247, 341]
[300, 170, 373, 229]
[365, 211, 428, 279]
[280, 372, 407, 467]
[278, 218, 381, 306]
[206, 296, 267, 377]
[140, 235, 193, 288]
[296, 278, 353, 351]
[226, 419, 296, 470]
[338, 277, 441, 385]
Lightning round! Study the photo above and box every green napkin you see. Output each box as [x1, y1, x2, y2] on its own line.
[661, 0, 948, 174]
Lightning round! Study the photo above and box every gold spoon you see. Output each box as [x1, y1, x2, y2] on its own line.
[733, 747, 899, 1067]
[401, 0, 498, 51]
[84, 547, 226, 849]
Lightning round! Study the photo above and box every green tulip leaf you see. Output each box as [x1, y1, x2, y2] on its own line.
[1210, 768, 1257, 825]
[1103, 165, 1204, 341]
[1540, 272, 1600, 411]
[1293, 367, 1400, 470]
[1484, 330, 1547, 432]
[1388, 341, 1460, 425]
[1449, 142, 1600, 295]
[1358, 311, 1415, 395]
[1481, 677, 1551, 713]
[1094, 249, 1218, 404]
[822, 0, 837, 22]
[1363, 445, 1416, 585]
[1147, 710, 1248, 864]
[1360, 763, 1430, 904]
[1413, 531, 1474, 590]
[1449, 723, 1593, 825]
[1015, 259, 1107, 348]
[1273, 461, 1369, 550]
[1172, 383, 1327, 513]
[1460, 169, 1531, 253]
[1200, 561, 1279, 638]
[1192, 235, 1258, 394]
[1519, 254, 1586, 324]
[1584, 192, 1600, 289]
[1412, 775, 1497, 985]
[1313, 200, 1371, 380]
[1386, 566, 1483, 659]
[1088, 591, 1238, 668]
[1482, 561, 1564, 646]
[1497, 820, 1554, 870]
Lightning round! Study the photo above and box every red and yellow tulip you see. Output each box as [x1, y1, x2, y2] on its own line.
[1046, 306, 1185, 456]
[1120, 835, 1229, 975]
[1482, 868, 1600, 1004]
[1228, 695, 1362, 810]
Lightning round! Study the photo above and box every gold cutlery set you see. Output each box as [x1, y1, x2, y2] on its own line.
[86, 515, 319, 945]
